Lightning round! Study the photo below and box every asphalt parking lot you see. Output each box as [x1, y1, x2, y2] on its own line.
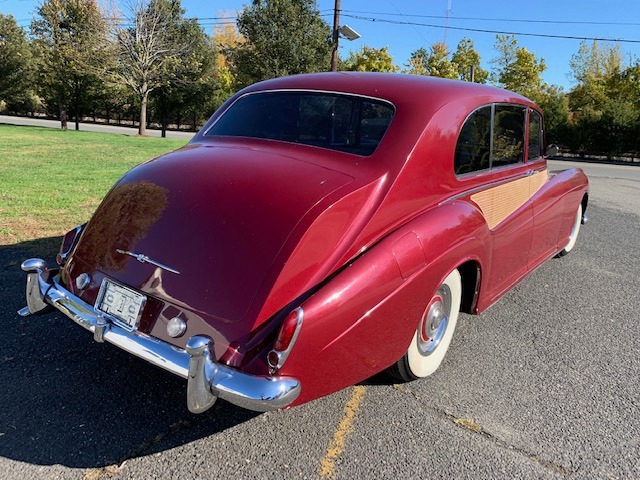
[1, 164, 638, 479]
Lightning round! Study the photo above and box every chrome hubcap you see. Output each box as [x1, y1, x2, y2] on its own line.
[418, 287, 451, 355]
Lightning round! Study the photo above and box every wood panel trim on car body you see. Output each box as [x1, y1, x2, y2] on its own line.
[471, 169, 548, 230]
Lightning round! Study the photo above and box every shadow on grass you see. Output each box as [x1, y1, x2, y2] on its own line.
[1, 236, 258, 469]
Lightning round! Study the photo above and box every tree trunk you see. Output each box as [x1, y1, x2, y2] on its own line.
[74, 79, 81, 131]
[59, 101, 68, 130]
[160, 91, 167, 138]
[139, 90, 148, 136]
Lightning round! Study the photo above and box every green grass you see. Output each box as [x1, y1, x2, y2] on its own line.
[0, 125, 188, 245]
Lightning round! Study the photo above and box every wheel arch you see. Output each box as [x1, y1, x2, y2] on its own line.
[581, 191, 589, 216]
[457, 259, 481, 314]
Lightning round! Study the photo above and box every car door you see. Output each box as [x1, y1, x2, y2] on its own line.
[455, 104, 534, 299]
[526, 109, 565, 267]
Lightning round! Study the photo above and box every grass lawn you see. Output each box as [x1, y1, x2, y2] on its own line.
[0, 124, 188, 246]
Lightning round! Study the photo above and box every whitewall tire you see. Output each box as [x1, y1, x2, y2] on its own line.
[388, 269, 462, 382]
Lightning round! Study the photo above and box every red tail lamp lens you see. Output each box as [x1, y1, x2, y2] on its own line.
[268, 307, 303, 374]
[274, 308, 303, 351]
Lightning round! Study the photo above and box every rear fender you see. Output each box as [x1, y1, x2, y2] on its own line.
[280, 200, 489, 406]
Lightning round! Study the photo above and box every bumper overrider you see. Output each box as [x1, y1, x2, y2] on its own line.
[18, 258, 301, 414]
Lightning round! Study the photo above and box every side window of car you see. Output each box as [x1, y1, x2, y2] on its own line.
[492, 105, 525, 168]
[454, 106, 491, 175]
[528, 110, 543, 160]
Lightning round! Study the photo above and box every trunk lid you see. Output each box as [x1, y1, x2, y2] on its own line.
[72, 143, 353, 323]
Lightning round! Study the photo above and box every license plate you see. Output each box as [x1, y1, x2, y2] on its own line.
[96, 279, 146, 330]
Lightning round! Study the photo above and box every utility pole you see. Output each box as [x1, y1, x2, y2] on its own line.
[330, 0, 341, 71]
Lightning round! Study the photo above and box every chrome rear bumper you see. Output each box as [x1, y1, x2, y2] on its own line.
[18, 258, 300, 414]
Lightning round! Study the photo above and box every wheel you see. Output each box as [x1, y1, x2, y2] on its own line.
[557, 204, 582, 257]
[388, 269, 462, 382]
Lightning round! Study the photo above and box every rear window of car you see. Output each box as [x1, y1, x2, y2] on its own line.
[206, 91, 395, 156]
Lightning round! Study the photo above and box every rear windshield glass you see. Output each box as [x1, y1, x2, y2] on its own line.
[206, 91, 395, 156]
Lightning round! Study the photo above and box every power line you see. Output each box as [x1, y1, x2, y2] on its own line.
[388, 1, 429, 46]
[340, 9, 640, 27]
[341, 13, 640, 44]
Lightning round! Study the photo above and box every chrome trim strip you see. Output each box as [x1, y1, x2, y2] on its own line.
[19, 259, 301, 414]
[441, 167, 548, 207]
[116, 249, 180, 275]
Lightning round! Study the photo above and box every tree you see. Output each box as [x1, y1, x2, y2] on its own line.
[31, 0, 109, 129]
[568, 41, 623, 113]
[538, 85, 569, 145]
[620, 60, 640, 110]
[491, 35, 546, 104]
[343, 46, 398, 72]
[565, 41, 639, 156]
[112, 0, 205, 136]
[599, 99, 639, 155]
[491, 34, 517, 81]
[451, 37, 487, 83]
[403, 48, 428, 75]
[211, 21, 243, 109]
[150, 14, 215, 135]
[569, 40, 622, 85]
[233, 0, 331, 87]
[424, 42, 457, 79]
[0, 15, 37, 113]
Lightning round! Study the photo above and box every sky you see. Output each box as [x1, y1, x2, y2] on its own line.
[2, 0, 640, 90]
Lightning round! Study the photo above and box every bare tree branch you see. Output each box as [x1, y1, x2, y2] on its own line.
[109, 0, 195, 135]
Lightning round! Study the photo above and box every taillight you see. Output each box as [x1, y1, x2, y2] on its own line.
[56, 224, 85, 266]
[267, 307, 303, 375]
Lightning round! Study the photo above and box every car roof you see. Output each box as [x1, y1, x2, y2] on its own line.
[241, 72, 538, 112]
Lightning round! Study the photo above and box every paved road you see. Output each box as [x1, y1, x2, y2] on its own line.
[0, 114, 195, 140]
[1, 163, 639, 479]
[549, 160, 640, 216]
[549, 158, 640, 181]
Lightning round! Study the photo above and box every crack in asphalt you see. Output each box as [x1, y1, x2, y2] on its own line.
[392, 384, 573, 476]
[122, 417, 195, 460]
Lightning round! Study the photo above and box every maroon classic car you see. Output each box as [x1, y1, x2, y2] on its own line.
[19, 73, 588, 414]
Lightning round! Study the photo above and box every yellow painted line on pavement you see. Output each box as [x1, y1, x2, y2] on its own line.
[319, 386, 367, 479]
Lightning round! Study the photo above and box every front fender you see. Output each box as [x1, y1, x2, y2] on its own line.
[280, 200, 490, 406]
